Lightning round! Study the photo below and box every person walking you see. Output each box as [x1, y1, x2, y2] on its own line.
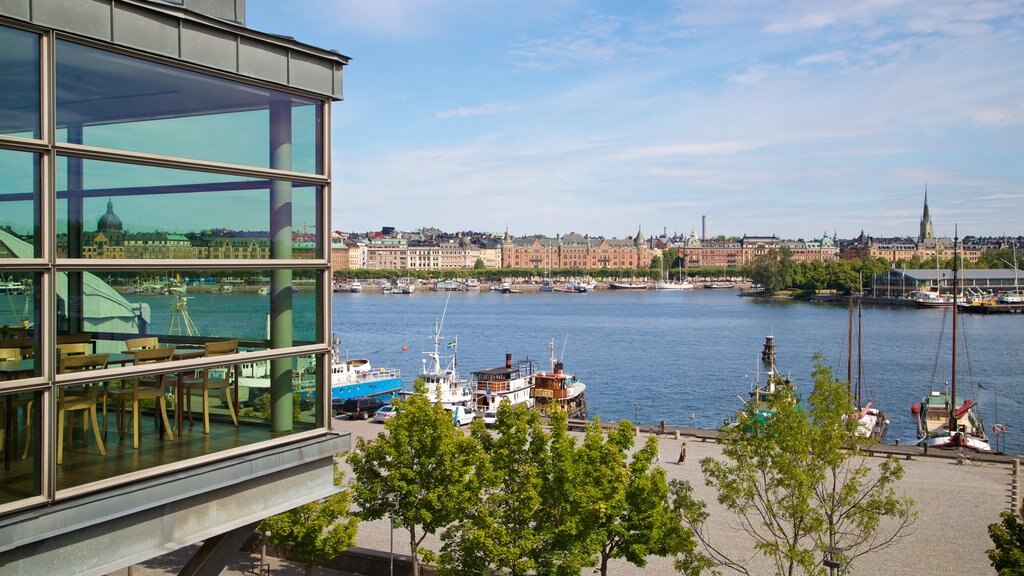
[677, 441, 687, 464]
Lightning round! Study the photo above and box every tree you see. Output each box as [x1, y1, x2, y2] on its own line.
[675, 357, 916, 575]
[347, 381, 481, 576]
[261, 464, 359, 576]
[580, 421, 697, 576]
[988, 512, 1024, 575]
[474, 258, 486, 269]
[747, 247, 793, 294]
[438, 402, 549, 576]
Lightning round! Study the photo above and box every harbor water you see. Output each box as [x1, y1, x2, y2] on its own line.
[331, 289, 1024, 455]
[6, 287, 1021, 454]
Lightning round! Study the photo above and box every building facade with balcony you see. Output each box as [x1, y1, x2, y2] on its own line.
[0, 1, 348, 574]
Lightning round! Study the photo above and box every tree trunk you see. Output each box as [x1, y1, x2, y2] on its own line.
[600, 553, 609, 576]
[410, 531, 420, 576]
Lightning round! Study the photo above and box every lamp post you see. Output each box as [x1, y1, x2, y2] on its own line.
[631, 402, 640, 425]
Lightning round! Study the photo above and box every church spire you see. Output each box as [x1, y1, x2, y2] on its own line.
[919, 183, 933, 243]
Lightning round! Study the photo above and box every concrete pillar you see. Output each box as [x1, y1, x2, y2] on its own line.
[269, 97, 293, 433]
[1013, 459, 1020, 516]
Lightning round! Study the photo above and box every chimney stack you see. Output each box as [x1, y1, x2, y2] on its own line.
[701, 215, 707, 241]
[505, 353, 512, 369]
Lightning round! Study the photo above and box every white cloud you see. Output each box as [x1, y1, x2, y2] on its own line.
[436, 102, 524, 120]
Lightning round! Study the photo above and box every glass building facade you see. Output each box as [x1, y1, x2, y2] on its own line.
[0, 2, 346, 545]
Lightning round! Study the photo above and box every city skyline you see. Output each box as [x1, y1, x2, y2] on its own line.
[247, 1, 1023, 240]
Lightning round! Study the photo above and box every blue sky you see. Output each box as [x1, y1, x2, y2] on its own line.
[247, 1, 1023, 241]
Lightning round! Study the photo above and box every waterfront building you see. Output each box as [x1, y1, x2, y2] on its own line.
[500, 228, 654, 270]
[0, 1, 348, 573]
[870, 268, 1023, 298]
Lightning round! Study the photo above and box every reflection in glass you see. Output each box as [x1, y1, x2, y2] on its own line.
[54, 354, 321, 492]
[0, 25, 40, 139]
[0, 150, 41, 258]
[55, 157, 321, 259]
[0, 390, 43, 505]
[56, 39, 322, 173]
[0, 271, 40, 374]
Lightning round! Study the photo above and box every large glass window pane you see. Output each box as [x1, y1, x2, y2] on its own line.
[56, 269, 320, 350]
[56, 40, 322, 173]
[0, 271, 40, 377]
[54, 353, 323, 492]
[0, 25, 40, 139]
[0, 390, 43, 505]
[0, 150, 41, 258]
[55, 157, 321, 259]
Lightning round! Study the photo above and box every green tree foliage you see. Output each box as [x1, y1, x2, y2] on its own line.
[674, 357, 915, 576]
[988, 512, 1024, 575]
[745, 247, 793, 295]
[347, 381, 481, 576]
[438, 402, 549, 576]
[260, 465, 359, 576]
[438, 406, 697, 576]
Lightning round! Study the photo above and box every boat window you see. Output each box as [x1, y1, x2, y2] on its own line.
[55, 39, 322, 174]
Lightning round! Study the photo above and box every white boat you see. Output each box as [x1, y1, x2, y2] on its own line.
[433, 279, 463, 292]
[472, 353, 534, 412]
[463, 278, 481, 291]
[998, 290, 1024, 304]
[380, 281, 394, 294]
[915, 234, 991, 452]
[349, 281, 362, 293]
[257, 286, 270, 295]
[399, 281, 416, 294]
[530, 337, 587, 418]
[400, 314, 473, 410]
[912, 289, 953, 307]
[608, 281, 648, 290]
[654, 280, 694, 291]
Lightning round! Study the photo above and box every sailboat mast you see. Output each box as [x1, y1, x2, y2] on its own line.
[857, 295, 863, 408]
[949, 229, 959, 437]
[847, 297, 853, 393]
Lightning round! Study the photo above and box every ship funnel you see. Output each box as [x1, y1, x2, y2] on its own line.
[506, 353, 513, 368]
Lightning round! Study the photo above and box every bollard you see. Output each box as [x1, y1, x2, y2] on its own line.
[634, 426, 640, 436]
[674, 430, 680, 440]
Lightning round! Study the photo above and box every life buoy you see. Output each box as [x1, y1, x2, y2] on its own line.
[992, 423, 1007, 434]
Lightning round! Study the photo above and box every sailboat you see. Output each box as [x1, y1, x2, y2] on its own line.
[653, 253, 694, 290]
[846, 290, 887, 440]
[915, 231, 992, 452]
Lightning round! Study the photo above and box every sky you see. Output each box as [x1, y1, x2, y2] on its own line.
[246, 0, 1024, 241]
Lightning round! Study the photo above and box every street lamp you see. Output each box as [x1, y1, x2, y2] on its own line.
[631, 402, 640, 425]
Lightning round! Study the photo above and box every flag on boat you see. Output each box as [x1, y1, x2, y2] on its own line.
[447, 340, 457, 349]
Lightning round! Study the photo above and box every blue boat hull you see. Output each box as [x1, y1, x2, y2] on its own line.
[299, 376, 403, 403]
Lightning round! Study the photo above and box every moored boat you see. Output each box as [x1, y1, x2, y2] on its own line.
[608, 281, 648, 290]
[296, 335, 402, 405]
[912, 289, 953, 307]
[472, 353, 534, 412]
[349, 281, 363, 293]
[400, 315, 473, 410]
[914, 232, 991, 452]
[530, 337, 586, 418]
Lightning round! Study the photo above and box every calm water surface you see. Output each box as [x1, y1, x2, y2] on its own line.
[331, 289, 1024, 455]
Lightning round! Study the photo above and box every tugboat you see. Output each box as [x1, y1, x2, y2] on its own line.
[530, 337, 587, 418]
[472, 353, 534, 412]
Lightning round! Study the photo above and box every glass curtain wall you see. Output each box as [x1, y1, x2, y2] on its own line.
[0, 22, 330, 505]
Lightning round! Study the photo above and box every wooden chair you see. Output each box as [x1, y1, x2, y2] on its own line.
[57, 342, 91, 358]
[180, 340, 239, 434]
[1, 350, 33, 460]
[106, 347, 175, 448]
[124, 337, 159, 351]
[57, 353, 108, 464]
[0, 348, 20, 363]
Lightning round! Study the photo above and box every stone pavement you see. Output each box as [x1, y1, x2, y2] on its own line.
[115, 417, 1017, 575]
